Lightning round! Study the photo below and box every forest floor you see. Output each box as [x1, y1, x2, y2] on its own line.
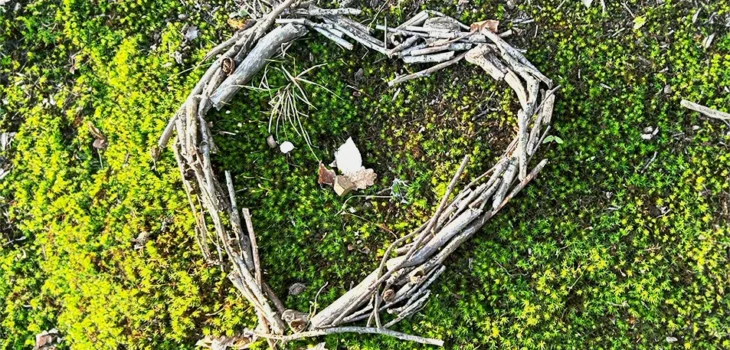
[1, 0, 729, 349]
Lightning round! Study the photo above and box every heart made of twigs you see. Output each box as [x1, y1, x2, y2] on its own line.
[156, 2, 556, 348]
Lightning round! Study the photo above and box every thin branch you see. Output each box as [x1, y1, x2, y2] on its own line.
[248, 326, 444, 346]
[681, 99, 730, 120]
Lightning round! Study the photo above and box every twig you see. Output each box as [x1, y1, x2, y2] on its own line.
[242, 208, 263, 287]
[388, 52, 467, 86]
[681, 99, 730, 120]
[402, 51, 455, 64]
[248, 326, 444, 346]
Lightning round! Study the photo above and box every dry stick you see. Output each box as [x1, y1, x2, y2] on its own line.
[433, 188, 473, 230]
[240, 207, 274, 348]
[469, 178, 501, 211]
[517, 110, 528, 181]
[324, 19, 387, 54]
[225, 171, 255, 270]
[296, 7, 362, 16]
[199, 174, 285, 333]
[398, 43, 427, 57]
[383, 290, 431, 328]
[313, 27, 354, 50]
[364, 156, 470, 326]
[463, 158, 504, 190]
[404, 25, 453, 33]
[242, 208, 263, 288]
[410, 42, 472, 56]
[343, 264, 444, 325]
[387, 35, 420, 57]
[504, 70, 528, 109]
[424, 10, 470, 30]
[386, 208, 481, 271]
[388, 51, 467, 86]
[528, 93, 555, 156]
[397, 11, 429, 30]
[409, 160, 549, 281]
[157, 0, 298, 152]
[263, 283, 287, 314]
[491, 158, 517, 209]
[388, 11, 429, 45]
[203, 21, 257, 62]
[374, 25, 462, 39]
[211, 24, 309, 109]
[403, 51, 455, 64]
[479, 28, 552, 87]
[309, 222, 426, 328]
[250, 326, 443, 346]
[681, 99, 730, 120]
[494, 159, 548, 213]
[275, 18, 354, 50]
[321, 157, 469, 329]
[229, 272, 274, 319]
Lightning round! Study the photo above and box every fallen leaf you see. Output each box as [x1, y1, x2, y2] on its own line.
[348, 168, 377, 190]
[334, 175, 356, 196]
[470, 19, 499, 33]
[334, 137, 363, 176]
[227, 18, 248, 30]
[582, 0, 593, 8]
[318, 162, 336, 186]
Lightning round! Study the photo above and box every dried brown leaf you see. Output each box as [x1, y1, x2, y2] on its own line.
[348, 168, 377, 190]
[470, 19, 499, 33]
[318, 162, 336, 186]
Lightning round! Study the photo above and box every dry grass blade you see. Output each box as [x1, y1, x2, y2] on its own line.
[252, 63, 342, 159]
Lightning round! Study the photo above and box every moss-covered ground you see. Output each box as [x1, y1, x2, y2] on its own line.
[1, 0, 729, 348]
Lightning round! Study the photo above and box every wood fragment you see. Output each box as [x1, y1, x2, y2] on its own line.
[504, 70, 528, 109]
[402, 51, 455, 64]
[410, 42, 472, 56]
[225, 171, 254, 270]
[464, 45, 506, 80]
[680, 99, 730, 120]
[388, 52, 467, 86]
[479, 28, 552, 86]
[210, 24, 309, 109]
[386, 208, 481, 270]
[517, 110, 528, 181]
[242, 208, 263, 288]
[296, 7, 362, 16]
[491, 158, 517, 209]
[325, 19, 387, 54]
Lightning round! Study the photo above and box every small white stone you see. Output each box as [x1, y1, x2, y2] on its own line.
[279, 141, 294, 154]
